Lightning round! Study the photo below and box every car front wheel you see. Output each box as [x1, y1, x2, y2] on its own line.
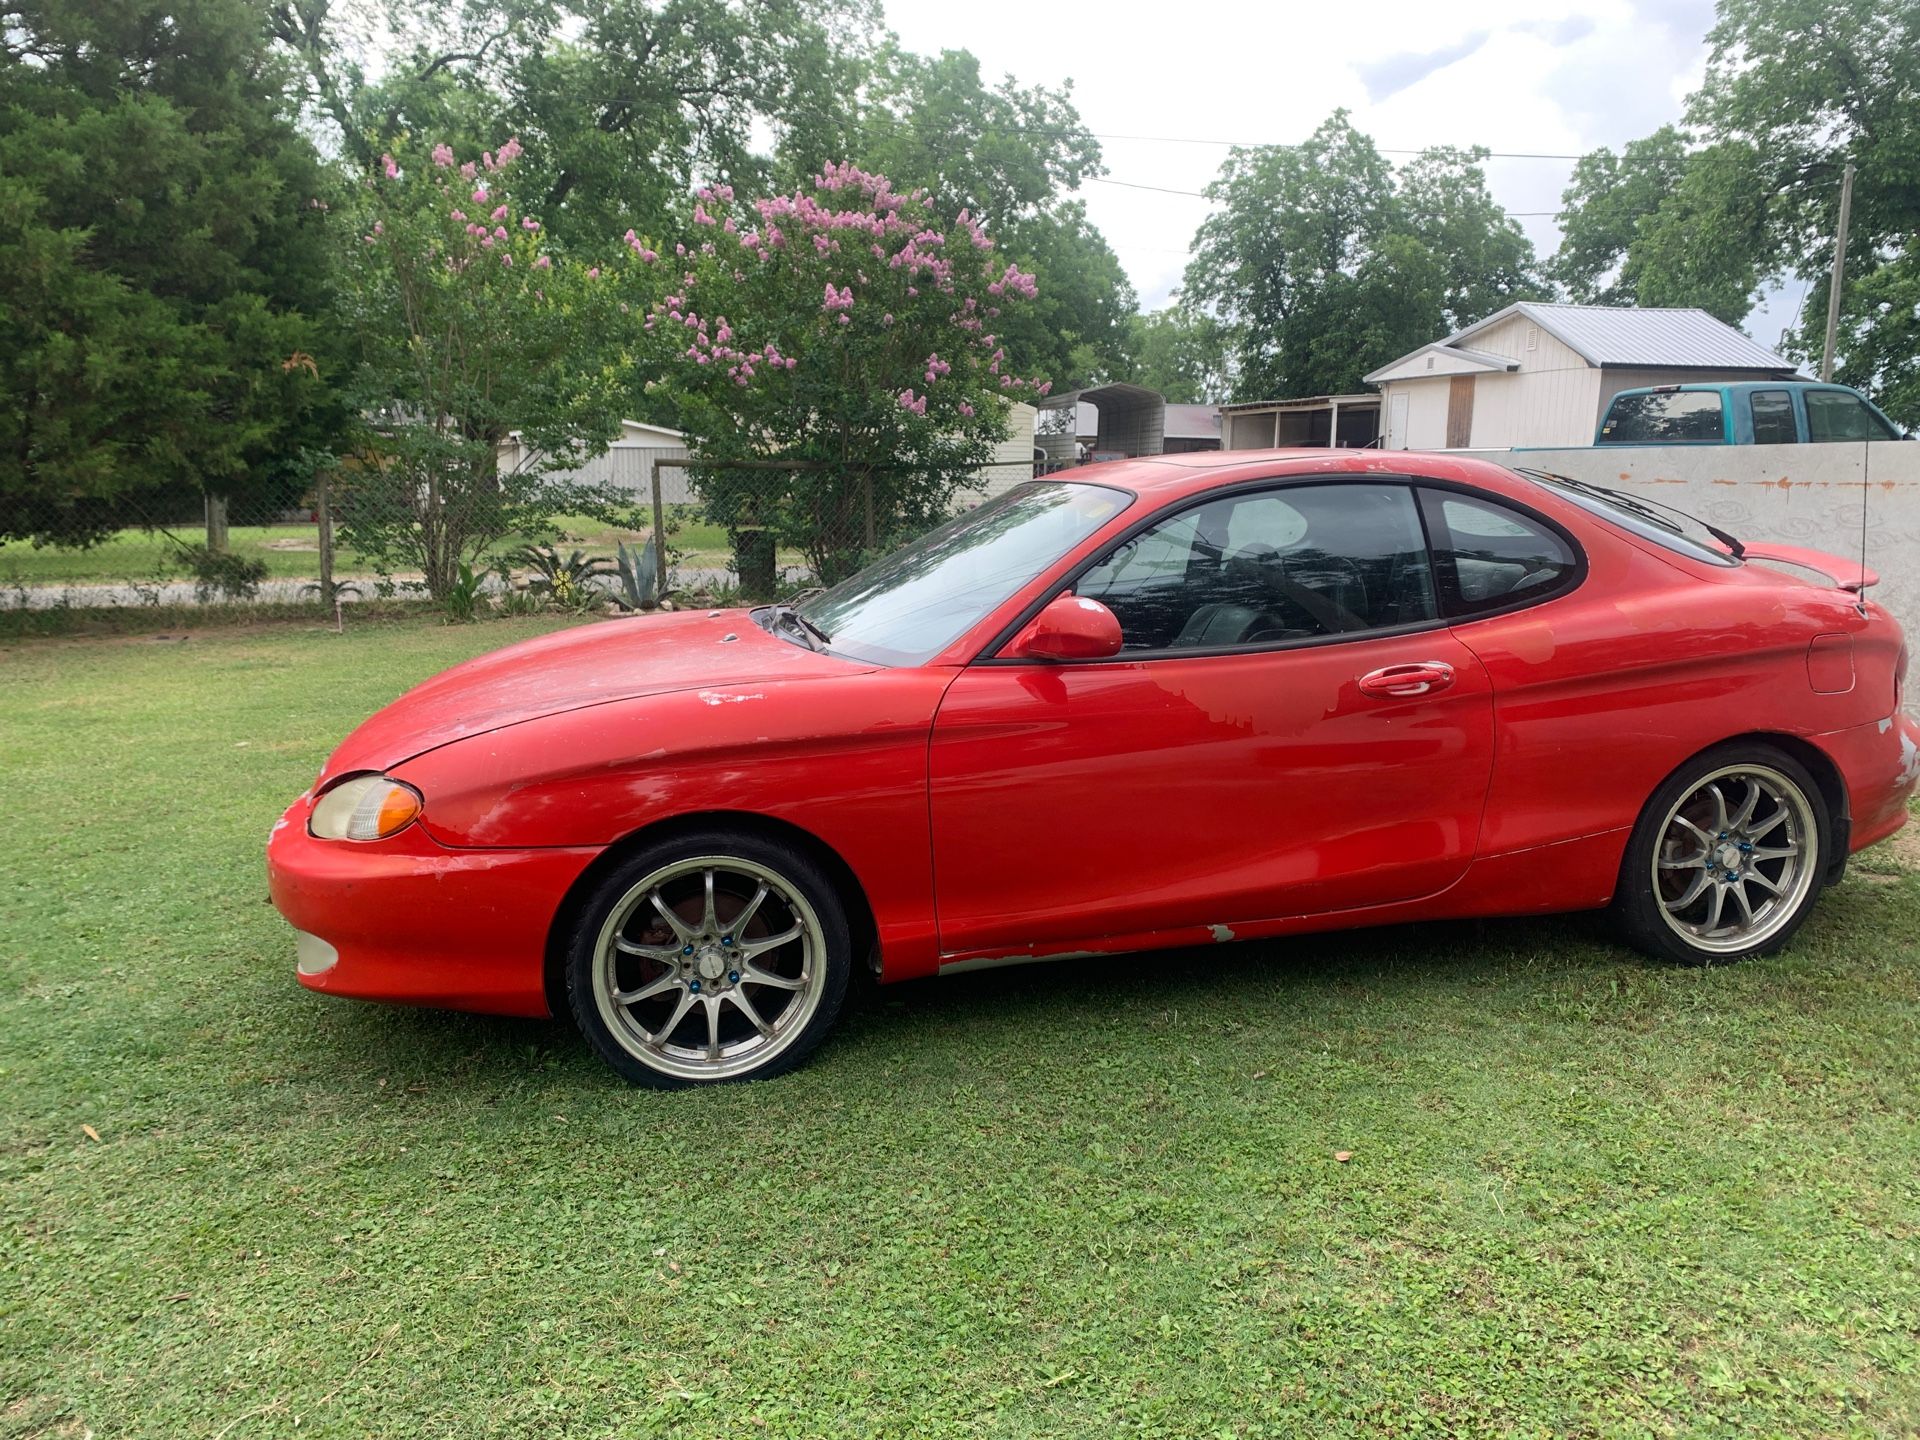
[1613, 744, 1830, 965]
[565, 829, 852, 1086]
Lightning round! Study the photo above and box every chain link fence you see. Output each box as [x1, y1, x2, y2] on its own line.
[0, 445, 1015, 619]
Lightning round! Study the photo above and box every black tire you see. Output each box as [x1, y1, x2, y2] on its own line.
[1611, 742, 1831, 966]
[565, 828, 852, 1087]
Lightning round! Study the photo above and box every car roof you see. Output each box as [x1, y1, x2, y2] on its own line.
[1611, 380, 1842, 397]
[1040, 447, 1544, 507]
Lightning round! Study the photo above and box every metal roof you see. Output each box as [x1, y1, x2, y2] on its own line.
[1219, 392, 1380, 412]
[1450, 302, 1795, 371]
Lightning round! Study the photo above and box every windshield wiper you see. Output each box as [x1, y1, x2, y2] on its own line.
[763, 603, 832, 652]
[1521, 468, 1747, 559]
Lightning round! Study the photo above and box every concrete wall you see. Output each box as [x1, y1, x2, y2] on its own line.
[1465, 441, 1920, 641]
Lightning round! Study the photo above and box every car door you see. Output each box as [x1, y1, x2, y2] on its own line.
[927, 479, 1497, 959]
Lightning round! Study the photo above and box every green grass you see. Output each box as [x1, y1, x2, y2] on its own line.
[0, 510, 793, 588]
[3, 617, 1918, 1437]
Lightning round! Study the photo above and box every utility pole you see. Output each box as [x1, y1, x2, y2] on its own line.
[1819, 163, 1856, 382]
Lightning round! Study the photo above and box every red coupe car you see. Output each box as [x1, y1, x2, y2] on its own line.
[268, 452, 1918, 1086]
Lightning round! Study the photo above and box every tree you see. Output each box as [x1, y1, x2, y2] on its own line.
[1550, 128, 1769, 323]
[842, 48, 1136, 388]
[0, 0, 333, 545]
[270, 0, 880, 259]
[626, 164, 1048, 587]
[331, 138, 630, 599]
[1126, 308, 1232, 403]
[1183, 112, 1542, 401]
[1551, 0, 1920, 423]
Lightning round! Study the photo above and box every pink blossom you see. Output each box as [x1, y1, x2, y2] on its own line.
[496, 138, 523, 165]
[500, 253, 512, 267]
[822, 283, 854, 313]
[522, 216, 541, 231]
[472, 187, 489, 204]
[460, 161, 477, 180]
[432, 143, 455, 168]
[837, 313, 850, 324]
[482, 150, 495, 171]
[959, 402, 975, 417]
[372, 220, 383, 235]
[494, 226, 507, 240]
[533, 254, 551, 269]
[1037, 381, 1052, 395]
[450, 209, 467, 222]
[587, 266, 600, 279]
[785, 357, 797, 369]
[897, 388, 927, 415]
[381, 153, 399, 179]
[491, 204, 508, 221]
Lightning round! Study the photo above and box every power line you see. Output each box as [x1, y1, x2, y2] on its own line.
[1001, 122, 1589, 161]
[1087, 175, 1568, 219]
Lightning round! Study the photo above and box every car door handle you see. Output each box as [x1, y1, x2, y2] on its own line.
[1357, 661, 1455, 699]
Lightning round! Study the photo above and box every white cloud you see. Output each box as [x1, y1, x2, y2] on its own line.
[880, 0, 1714, 311]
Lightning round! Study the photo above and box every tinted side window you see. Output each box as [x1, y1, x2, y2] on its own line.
[1599, 391, 1726, 444]
[1075, 483, 1437, 652]
[1805, 389, 1900, 442]
[1749, 390, 1798, 444]
[1420, 490, 1578, 617]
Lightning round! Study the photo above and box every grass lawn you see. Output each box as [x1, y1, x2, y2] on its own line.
[0, 512, 794, 589]
[4, 615, 1919, 1438]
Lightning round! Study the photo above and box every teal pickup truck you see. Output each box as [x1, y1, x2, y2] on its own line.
[1596, 380, 1907, 445]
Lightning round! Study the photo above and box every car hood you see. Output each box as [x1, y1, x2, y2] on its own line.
[319, 611, 875, 781]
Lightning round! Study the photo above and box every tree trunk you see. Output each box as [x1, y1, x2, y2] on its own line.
[734, 526, 777, 602]
[205, 493, 230, 552]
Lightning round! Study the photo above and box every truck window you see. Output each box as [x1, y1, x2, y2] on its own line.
[1805, 389, 1901, 442]
[1598, 391, 1726, 444]
[1748, 390, 1798, 444]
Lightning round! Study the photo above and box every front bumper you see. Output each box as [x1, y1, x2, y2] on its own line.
[266, 797, 600, 1018]
[1814, 710, 1920, 858]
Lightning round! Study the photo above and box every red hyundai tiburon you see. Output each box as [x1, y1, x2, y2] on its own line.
[269, 452, 1918, 1086]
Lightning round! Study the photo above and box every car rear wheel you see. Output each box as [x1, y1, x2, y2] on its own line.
[565, 830, 851, 1087]
[1612, 744, 1829, 965]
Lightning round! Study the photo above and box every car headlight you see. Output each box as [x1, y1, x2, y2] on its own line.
[308, 775, 423, 841]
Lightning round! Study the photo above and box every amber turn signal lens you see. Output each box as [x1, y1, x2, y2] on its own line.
[309, 775, 423, 841]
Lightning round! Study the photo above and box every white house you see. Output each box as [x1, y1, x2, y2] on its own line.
[1365, 302, 1800, 451]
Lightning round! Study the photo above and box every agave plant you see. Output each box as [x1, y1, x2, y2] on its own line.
[509, 545, 613, 612]
[607, 537, 660, 612]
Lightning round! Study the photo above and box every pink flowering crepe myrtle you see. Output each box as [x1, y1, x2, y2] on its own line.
[367, 138, 567, 280]
[628, 163, 1050, 420]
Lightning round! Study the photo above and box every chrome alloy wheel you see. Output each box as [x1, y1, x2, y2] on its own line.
[590, 855, 826, 1082]
[1652, 763, 1817, 955]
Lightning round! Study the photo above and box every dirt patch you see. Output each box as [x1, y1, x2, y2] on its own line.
[260, 537, 320, 552]
[1887, 822, 1920, 872]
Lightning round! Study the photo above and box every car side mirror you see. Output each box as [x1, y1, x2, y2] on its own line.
[1002, 593, 1123, 661]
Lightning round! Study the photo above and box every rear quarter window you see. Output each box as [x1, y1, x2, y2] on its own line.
[1418, 490, 1581, 618]
[1599, 391, 1727, 444]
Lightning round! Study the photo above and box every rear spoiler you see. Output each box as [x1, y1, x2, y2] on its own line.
[1734, 542, 1879, 593]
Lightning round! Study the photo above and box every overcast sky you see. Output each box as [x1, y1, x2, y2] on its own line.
[882, 0, 1807, 349]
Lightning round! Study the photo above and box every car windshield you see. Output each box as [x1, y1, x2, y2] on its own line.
[794, 481, 1131, 665]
